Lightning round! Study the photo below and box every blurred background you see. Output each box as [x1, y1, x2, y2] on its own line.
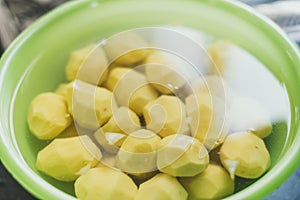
[0, 0, 299, 199]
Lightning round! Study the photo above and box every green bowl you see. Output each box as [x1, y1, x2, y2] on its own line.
[0, 0, 300, 199]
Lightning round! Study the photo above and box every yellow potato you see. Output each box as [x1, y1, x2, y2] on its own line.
[36, 135, 101, 181]
[27, 92, 72, 140]
[104, 32, 149, 66]
[185, 91, 229, 149]
[180, 164, 234, 200]
[188, 75, 232, 101]
[55, 83, 69, 99]
[65, 80, 117, 130]
[60, 82, 74, 114]
[144, 51, 197, 94]
[101, 106, 140, 135]
[94, 130, 127, 154]
[135, 173, 187, 200]
[143, 95, 189, 138]
[66, 44, 109, 85]
[220, 131, 271, 179]
[105, 67, 158, 115]
[116, 129, 161, 174]
[157, 134, 209, 177]
[208, 41, 231, 76]
[75, 167, 137, 200]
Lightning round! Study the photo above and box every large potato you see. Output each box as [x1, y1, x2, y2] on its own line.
[27, 92, 72, 140]
[36, 136, 101, 181]
[220, 131, 271, 179]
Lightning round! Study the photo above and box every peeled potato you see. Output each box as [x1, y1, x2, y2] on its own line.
[143, 95, 189, 138]
[180, 164, 234, 200]
[101, 106, 140, 135]
[188, 75, 232, 101]
[55, 83, 69, 99]
[36, 135, 101, 181]
[157, 134, 209, 177]
[220, 131, 271, 179]
[116, 129, 161, 174]
[105, 67, 158, 115]
[65, 80, 117, 130]
[144, 51, 197, 94]
[75, 167, 137, 200]
[208, 40, 231, 76]
[104, 32, 149, 66]
[27, 92, 72, 140]
[66, 44, 109, 85]
[185, 91, 229, 149]
[135, 173, 187, 200]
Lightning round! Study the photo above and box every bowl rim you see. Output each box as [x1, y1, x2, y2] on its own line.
[0, 0, 299, 199]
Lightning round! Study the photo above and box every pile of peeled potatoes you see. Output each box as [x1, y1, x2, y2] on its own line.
[27, 30, 272, 200]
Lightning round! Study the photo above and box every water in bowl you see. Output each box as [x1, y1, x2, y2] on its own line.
[12, 26, 290, 197]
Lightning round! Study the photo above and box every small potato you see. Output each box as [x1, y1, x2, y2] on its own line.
[65, 80, 117, 130]
[220, 131, 271, 179]
[75, 167, 137, 200]
[101, 106, 140, 135]
[144, 51, 197, 94]
[104, 32, 149, 66]
[36, 135, 101, 181]
[135, 173, 187, 200]
[185, 91, 229, 149]
[27, 92, 72, 140]
[94, 130, 127, 154]
[180, 164, 234, 200]
[105, 67, 158, 115]
[116, 129, 161, 174]
[65, 44, 109, 85]
[143, 95, 189, 138]
[157, 134, 209, 177]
